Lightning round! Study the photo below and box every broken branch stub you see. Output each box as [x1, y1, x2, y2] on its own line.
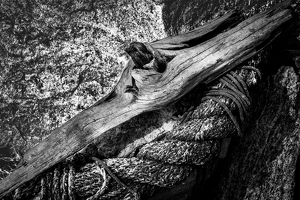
[0, 2, 294, 198]
[126, 42, 169, 87]
[125, 42, 169, 72]
[129, 7, 293, 109]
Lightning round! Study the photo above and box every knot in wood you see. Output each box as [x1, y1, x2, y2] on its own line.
[125, 42, 167, 73]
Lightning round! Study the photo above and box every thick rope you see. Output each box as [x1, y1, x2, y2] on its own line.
[7, 67, 260, 200]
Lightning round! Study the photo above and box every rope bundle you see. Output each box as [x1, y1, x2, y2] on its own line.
[8, 66, 261, 200]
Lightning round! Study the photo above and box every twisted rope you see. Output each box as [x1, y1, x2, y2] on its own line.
[7, 66, 261, 200]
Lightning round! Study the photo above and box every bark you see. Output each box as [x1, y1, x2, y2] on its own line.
[0, 1, 297, 199]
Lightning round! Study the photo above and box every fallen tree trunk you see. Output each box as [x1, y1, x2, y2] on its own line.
[0, 1, 294, 198]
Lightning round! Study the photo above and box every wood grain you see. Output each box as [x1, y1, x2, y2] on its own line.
[0, 2, 293, 197]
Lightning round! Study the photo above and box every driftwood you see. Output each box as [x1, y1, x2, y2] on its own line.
[0, 1, 295, 198]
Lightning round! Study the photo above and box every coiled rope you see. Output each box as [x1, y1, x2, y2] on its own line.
[9, 66, 261, 200]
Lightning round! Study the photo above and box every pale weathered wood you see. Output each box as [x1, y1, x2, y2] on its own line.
[0, 2, 293, 198]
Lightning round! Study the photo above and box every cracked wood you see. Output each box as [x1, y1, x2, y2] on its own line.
[0, 2, 294, 198]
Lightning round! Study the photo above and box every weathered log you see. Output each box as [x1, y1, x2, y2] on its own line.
[0, 2, 294, 198]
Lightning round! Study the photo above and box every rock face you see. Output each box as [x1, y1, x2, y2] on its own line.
[162, 0, 300, 199]
[162, 0, 284, 35]
[1, 1, 300, 200]
[0, 0, 166, 180]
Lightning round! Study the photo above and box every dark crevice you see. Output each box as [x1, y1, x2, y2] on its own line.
[184, 12, 244, 48]
[294, 153, 300, 200]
